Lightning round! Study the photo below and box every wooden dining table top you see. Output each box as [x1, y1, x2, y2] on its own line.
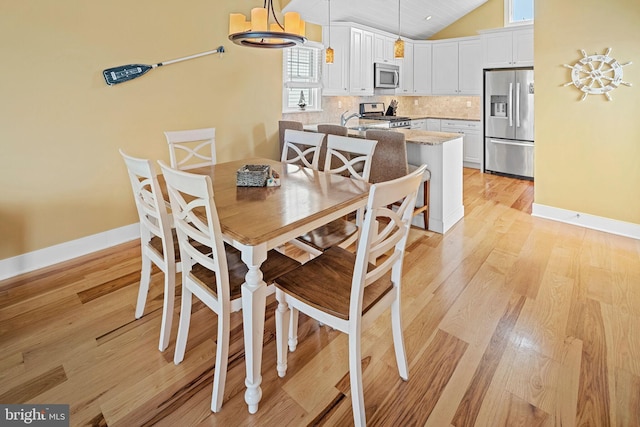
[174, 158, 370, 246]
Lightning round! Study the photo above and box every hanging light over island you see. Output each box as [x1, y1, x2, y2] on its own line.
[325, 0, 334, 63]
[394, 0, 404, 58]
[229, 0, 307, 49]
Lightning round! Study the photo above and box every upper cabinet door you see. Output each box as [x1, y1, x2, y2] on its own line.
[397, 41, 414, 94]
[481, 31, 513, 68]
[374, 33, 395, 63]
[511, 28, 534, 66]
[458, 39, 481, 95]
[432, 37, 481, 95]
[322, 26, 350, 96]
[413, 42, 432, 95]
[481, 26, 534, 68]
[432, 41, 459, 95]
[350, 28, 374, 95]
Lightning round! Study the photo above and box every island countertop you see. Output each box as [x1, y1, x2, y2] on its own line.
[303, 124, 461, 146]
[382, 129, 462, 145]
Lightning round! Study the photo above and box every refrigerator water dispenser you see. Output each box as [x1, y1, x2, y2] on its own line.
[490, 95, 508, 117]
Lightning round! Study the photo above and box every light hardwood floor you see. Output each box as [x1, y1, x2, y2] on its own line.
[1, 168, 639, 426]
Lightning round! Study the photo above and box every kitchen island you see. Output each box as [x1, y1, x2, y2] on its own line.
[303, 125, 464, 234]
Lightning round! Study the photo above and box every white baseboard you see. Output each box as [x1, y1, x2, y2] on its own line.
[0, 223, 140, 281]
[4, 204, 636, 282]
[532, 203, 640, 240]
[413, 206, 465, 234]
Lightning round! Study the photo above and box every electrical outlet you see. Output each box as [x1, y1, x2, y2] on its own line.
[414, 99, 419, 106]
[338, 101, 342, 109]
[466, 101, 472, 108]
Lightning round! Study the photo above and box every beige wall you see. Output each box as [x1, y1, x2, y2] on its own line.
[0, 1, 289, 258]
[430, 0, 503, 40]
[535, 0, 640, 223]
[2, 0, 638, 261]
[432, 0, 640, 225]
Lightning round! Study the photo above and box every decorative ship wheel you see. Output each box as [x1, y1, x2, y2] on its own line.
[563, 48, 632, 101]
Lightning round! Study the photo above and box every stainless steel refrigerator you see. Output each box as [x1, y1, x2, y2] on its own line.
[484, 68, 534, 179]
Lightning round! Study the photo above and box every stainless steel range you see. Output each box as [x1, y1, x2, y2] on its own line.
[359, 102, 411, 129]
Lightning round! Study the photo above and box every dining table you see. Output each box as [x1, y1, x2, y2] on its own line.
[179, 157, 370, 414]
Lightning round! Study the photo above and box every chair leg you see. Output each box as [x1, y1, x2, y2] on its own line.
[275, 291, 290, 378]
[173, 284, 192, 365]
[158, 264, 176, 352]
[135, 253, 152, 319]
[288, 308, 299, 352]
[390, 296, 409, 380]
[423, 180, 429, 230]
[348, 332, 366, 426]
[211, 310, 230, 412]
[413, 180, 430, 230]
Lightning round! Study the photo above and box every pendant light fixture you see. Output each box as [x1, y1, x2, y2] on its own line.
[229, 0, 307, 49]
[394, 0, 405, 58]
[325, 0, 334, 64]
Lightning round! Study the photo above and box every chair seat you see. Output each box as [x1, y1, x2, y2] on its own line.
[150, 230, 210, 263]
[275, 247, 393, 320]
[295, 219, 358, 252]
[149, 229, 180, 262]
[190, 244, 301, 300]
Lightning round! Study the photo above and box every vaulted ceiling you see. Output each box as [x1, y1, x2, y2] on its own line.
[283, 0, 489, 40]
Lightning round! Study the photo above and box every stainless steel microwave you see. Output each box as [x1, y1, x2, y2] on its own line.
[374, 62, 400, 89]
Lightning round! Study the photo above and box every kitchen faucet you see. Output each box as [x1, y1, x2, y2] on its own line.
[340, 110, 361, 126]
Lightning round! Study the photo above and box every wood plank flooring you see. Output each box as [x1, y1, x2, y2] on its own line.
[1, 168, 639, 426]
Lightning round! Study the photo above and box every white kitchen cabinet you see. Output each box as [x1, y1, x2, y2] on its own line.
[374, 33, 395, 64]
[413, 42, 432, 95]
[458, 39, 482, 94]
[480, 25, 534, 68]
[350, 27, 374, 95]
[426, 118, 441, 132]
[322, 26, 350, 95]
[406, 136, 464, 233]
[432, 37, 482, 95]
[431, 41, 458, 95]
[410, 119, 426, 130]
[396, 41, 414, 95]
[440, 119, 482, 168]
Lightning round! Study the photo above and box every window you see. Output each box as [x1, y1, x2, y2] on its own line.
[283, 42, 322, 112]
[505, 0, 534, 26]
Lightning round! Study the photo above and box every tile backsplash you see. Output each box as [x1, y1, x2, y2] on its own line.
[282, 95, 481, 125]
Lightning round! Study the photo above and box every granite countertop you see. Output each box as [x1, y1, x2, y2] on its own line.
[303, 124, 462, 146]
[386, 129, 462, 145]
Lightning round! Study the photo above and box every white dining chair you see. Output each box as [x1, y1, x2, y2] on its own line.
[285, 134, 378, 352]
[281, 129, 326, 169]
[120, 149, 178, 352]
[274, 164, 427, 427]
[158, 161, 300, 412]
[164, 127, 216, 170]
[294, 134, 378, 257]
[322, 134, 377, 182]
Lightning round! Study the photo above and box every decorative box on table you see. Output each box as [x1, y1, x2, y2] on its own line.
[236, 164, 271, 187]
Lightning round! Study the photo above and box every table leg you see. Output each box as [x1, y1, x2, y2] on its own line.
[240, 245, 268, 414]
